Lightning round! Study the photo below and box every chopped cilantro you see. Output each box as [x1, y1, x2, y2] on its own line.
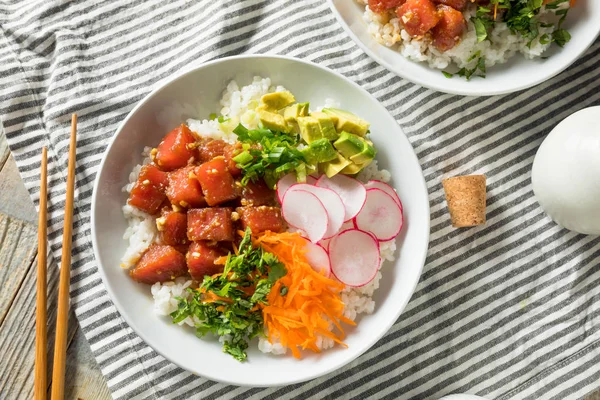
[442, 71, 454, 79]
[170, 228, 286, 361]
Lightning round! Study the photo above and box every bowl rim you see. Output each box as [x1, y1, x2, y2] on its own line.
[326, 0, 600, 96]
[90, 54, 431, 386]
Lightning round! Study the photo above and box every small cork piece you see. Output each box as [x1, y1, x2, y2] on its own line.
[442, 175, 487, 228]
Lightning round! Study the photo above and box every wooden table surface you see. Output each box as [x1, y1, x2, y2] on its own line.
[1, 130, 599, 400]
[0, 133, 111, 400]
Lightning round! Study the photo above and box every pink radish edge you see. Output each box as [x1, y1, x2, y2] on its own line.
[364, 180, 403, 209]
[315, 174, 367, 222]
[299, 237, 332, 278]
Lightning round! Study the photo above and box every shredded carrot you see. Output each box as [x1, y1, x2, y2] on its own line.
[254, 231, 356, 359]
[493, 3, 497, 20]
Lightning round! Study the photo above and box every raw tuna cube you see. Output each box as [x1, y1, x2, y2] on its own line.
[166, 165, 206, 208]
[128, 164, 169, 214]
[187, 207, 235, 241]
[433, 0, 466, 10]
[223, 143, 242, 176]
[155, 124, 198, 171]
[432, 5, 467, 51]
[196, 157, 239, 206]
[237, 206, 285, 234]
[130, 245, 188, 284]
[368, 0, 406, 13]
[396, 0, 441, 37]
[240, 179, 276, 206]
[187, 241, 228, 280]
[158, 210, 188, 245]
[198, 139, 228, 163]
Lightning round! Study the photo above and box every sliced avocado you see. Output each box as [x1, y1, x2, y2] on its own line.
[297, 116, 322, 143]
[260, 91, 296, 110]
[258, 109, 289, 133]
[283, 102, 309, 123]
[340, 162, 363, 175]
[301, 138, 338, 165]
[322, 108, 370, 136]
[334, 131, 365, 159]
[349, 141, 376, 165]
[322, 153, 351, 178]
[310, 111, 339, 141]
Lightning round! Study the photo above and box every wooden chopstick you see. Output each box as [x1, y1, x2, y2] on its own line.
[35, 147, 48, 400]
[51, 114, 77, 400]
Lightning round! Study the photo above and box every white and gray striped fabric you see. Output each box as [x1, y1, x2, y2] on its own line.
[1, 0, 599, 399]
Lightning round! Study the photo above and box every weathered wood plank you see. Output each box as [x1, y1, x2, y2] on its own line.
[0, 215, 37, 325]
[0, 251, 79, 399]
[0, 154, 37, 224]
[58, 326, 112, 400]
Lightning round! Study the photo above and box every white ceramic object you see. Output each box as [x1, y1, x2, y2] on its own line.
[532, 106, 600, 235]
[91, 55, 430, 386]
[327, 0, 600, 96]
[439, 395, 488, 400]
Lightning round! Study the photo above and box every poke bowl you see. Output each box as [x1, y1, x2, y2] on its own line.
[328, 0, 600, 96]
[91, 55, 430, 386]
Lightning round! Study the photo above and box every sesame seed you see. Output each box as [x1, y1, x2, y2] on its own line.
[142, 179, 150, 185]
[179, 201, 189, 208]
[192, 252, 200, 258]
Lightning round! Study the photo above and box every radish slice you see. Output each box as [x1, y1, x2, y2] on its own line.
[300, 237, 331, 277]
[282, 189, 329, 243]
[316, 175, 367, 222]
[364, 180, 403, 208]
[329, 229, 380, 287]
[287, 183, 345, 239]
[354, 188, 403, 241]
[277, 174, 319, 203]
[276, 174, 298, 204]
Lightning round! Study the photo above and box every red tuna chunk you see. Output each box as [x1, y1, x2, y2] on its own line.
[196, 157, 238, 206]
[433, 0, 467, 10]
[397, 0, 441, 37]
[187, 241, 228, 280]
[187, 207, 235, 241]
[128, 164, 168, 214]
[368, 0, 406, 13]
[432, 5, 467, 51]
[158, 210, 188, 246]
[198, 139, 228, 163]
[237, 206, 285, 234]
[130, 245, 188, 284]
[240, 179, 276, 206]
[155, 124, 198, 171]
[223, 143, 242, 177]
[166, 165, 206, 208]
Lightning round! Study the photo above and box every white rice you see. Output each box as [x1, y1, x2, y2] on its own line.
[360, 2, 568, 71]
[124, 77, 400, 356]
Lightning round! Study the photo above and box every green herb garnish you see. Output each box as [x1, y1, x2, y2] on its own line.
[170, 228, 286, 361]
[232, 124, 307, 188]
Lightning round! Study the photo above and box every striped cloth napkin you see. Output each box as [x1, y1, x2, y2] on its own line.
[1, 1, 599, 399]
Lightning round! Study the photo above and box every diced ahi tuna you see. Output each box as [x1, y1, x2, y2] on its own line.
[240, 179, 276, 206]
[196, 157, 239, 206]
[198, 139, 228, 163]
[237, 206, 285, 234]
[432, 5, 467, 51]
[166, 165, 206, 208]
[172, 243, 191, 255]
[158, 210, 188, 245]
[397, 0, 441, 37]
[155, 124, 198, 171]
[128, 164, 169, 214]
[433, 0, 466, 10]
[187, 241, 228, 280]
[187, 207, 235, 241]
[368, 0, 406, 13]
[223, 144, 242, 177]
[130, 245, 188, 284]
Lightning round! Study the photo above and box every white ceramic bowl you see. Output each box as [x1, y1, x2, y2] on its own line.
[328, 0, 600, 96]
[91, 55, 430, 386]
